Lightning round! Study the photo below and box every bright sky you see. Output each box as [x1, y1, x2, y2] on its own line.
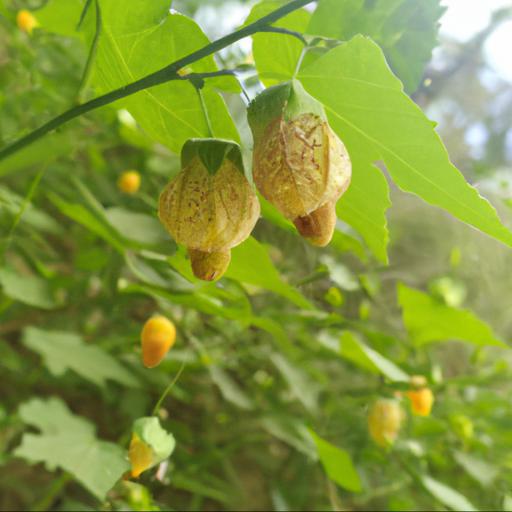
[440, 0, 512, 82]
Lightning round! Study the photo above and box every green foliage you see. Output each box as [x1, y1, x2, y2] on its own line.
[298, 36, 512, 255]
[15, 397, 130, 500]
[308, 0, 446, 93]
[90, 0, 239, 152]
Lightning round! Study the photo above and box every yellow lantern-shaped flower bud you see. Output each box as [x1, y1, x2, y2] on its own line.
[141, 315, 176, 368]
[17, 10, 38, 34]
[248, 81, 351, 247]
[406, 375, 434, 417]
[118, 170, 141, 194]
[368, 399, 403, 448]
[159, 139, 260, 281]
[128, 417, 175, 478]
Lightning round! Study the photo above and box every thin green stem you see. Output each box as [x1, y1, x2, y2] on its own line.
[196, 86, 214, 138]
[259, 26, 307, 45]
[152, 362, 186, 417]
[0, 0, 315, 162]
[1, 165, 46, 261]
[77, 0, 102, 101]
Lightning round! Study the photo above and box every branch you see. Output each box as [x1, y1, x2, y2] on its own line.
[259, 26, 307, 44]
[0, 0, 315, 161]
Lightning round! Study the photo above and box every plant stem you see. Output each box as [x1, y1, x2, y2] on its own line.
[0, 0, 315, 162]
[152, 362, 186, 416]
[196, 86, 214, 138]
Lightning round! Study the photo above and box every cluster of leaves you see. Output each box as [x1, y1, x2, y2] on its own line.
[1, 0, 512, 510]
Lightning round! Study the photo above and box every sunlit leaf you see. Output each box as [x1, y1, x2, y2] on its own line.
[299, 36, 512, 252]
[398, 283, 506, 347]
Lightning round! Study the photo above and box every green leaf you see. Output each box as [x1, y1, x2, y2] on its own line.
[308, 0, 445, 93]
[298, 36, 512, 251]
[0, 133, 74, 178]
[15, 397, 129, 500]
[209, 366, 254, 410]
[333, 331, 408, 382]
[261, 417, 317, 459]
[226, 237, 313, 310]
[92, 0, 239, 153]
[105, 207, 170, 246]
[0, 186, 63, 235]
[23, 327, 140, 388]
[420, 475, 477, 512]
[48, 193, 125, 252]
[0, 267, 59, 309]
[247, 0, 310, 86]
[336, 160, 390, 263]
[398, 283, 506, 347]
[34, 0, 85, 37]
[270, 353, 320, 411]
[453, 451, 499, 487]
[309, 430, 362, 493]
[132, 416, 175, 466]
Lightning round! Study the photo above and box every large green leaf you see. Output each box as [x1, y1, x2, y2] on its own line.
[309, 430, 362, 493]
[0, 267, 59, 310]
[247, 0, 310, 87]
[23, 327, 140, 388]
[91, 0, 239, 154]
[308, 0, 445, 93]
[336, 159, 390, 263]
[299, 37, 512, 250]
[34, 0, 85, 37]
[398, 283, 506, 347]
[15, 397, 129, 500]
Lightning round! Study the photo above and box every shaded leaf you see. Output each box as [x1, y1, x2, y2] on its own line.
[309, 430, 362, 492]
[0, 267, 59, 309]
[209, 366, 254, 410]
[420, 475, 477, 512]
[23, 327, 140, 388]
[15, 397, 129, 500]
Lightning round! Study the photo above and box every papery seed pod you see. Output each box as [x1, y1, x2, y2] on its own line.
[406, 375, 434, 417]
[368, 399, 403, 448]
[118, 170, 141, 194]
[141, 316, 176, 368]
[159, 139, 260, 280]
[248, 81, 351, 247]
[17, 10, 38, 34]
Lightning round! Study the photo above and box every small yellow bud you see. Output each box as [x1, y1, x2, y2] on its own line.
[141, 316, 176, 368]
[17, 10, 38, 34]
[368, 399, 403, 448]
[118, 170, 141, 194]
[406, 376, 434, 417]
[128, 433, 154, 478]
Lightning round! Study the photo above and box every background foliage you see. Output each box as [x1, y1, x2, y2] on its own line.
[1, 0, 512, 510]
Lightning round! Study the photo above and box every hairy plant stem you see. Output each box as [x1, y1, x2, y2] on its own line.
[0, 0, 315, 161]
